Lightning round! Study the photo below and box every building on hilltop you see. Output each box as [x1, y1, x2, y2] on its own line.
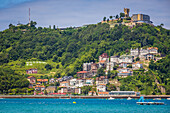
[131, 14, 153, 24]
[124, 8, 130, 18]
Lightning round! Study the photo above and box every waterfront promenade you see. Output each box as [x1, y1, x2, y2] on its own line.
[0, 95, 170, 99]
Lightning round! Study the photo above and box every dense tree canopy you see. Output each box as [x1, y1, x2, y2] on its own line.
[0, 67, 29, 93]
[0, 22, 169, 94]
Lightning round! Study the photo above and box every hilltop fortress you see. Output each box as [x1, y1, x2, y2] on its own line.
[102, 8, 153, 28]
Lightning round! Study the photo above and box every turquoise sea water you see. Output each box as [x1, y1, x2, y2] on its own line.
[0, 98, 170, 113]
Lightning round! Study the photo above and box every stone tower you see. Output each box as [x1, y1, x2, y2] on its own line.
[124, 8, 130, 18]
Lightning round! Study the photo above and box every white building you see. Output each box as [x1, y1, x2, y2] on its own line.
[106, 62, 116, 71]
[117, 68, 132, 77]
[99, 53, 109, 63]
[96, 76, 109, 86]
[75, 79, 86, 87]
[110, 56, 119, 63]
[83, 63, 92, 71]
[132, 62, 143, 69]
[130, 48, 139, 56]
[69, 79, 77, 86]
[97, 84, 106, 92]
[118, 55, 133, 64]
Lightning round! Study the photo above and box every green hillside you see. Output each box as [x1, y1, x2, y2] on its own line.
[0, 22, 170, 94]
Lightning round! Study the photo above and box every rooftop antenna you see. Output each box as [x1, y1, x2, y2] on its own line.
[29, 8, 30, 26]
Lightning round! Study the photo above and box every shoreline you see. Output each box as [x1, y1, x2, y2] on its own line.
[0, 95, 170, 99]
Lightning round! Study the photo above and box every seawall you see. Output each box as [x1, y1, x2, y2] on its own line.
[0, 95, 170, 99]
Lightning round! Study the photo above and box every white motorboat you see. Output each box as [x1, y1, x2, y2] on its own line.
[153, 98, 161, 100]
[108, 97, 115, 100]
[127, 97, 132, 100]
[167, 98, 170, 100]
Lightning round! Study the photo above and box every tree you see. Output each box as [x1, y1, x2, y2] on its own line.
[30, 21, 37, 27]
[116, 15, 119, 19]
[120, 13, 125, 18]
[97, 68, 105, 77]
[106, 83, 116, 91]
[44, 90, 48, 95]
[136, 57, 140, 61]
[103, 17, 106, 21]
[107, 19, 109, 22]
[9, 23, 14, 28]
[45, 64, 52, 70]
[127, 64, 132, 68]
[149, 60, 156, 70]
[53, 25, 56, 29]
[81, 86, 92, 95]
[113, 65, 118, 70]
[107, 70, 111, 79]
[109, 16, 113, 20]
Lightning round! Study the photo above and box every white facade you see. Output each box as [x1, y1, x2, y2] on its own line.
[132, 62, 143, 69]
[83, 63, 91, 71]
[118, 55, 133, 63]
[97, 84, 106, 92]
[110, 56, 119, 63]
[106, 62, 116, 71]
[75, 79, 86, 87]
[130, 48, 139, 56]
[69, 79, 77, 86]
[117, 68, 132, 77]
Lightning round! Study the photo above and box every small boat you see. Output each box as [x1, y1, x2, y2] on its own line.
[167, 98, 170, 100]
[127, 97, 132, 100]
[108, 97, 115, 100]
[153, 98, 161, 100]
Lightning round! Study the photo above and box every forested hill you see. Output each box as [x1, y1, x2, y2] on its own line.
[0, 23, 170, 77]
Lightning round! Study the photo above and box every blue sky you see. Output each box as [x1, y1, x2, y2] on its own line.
[0, 0, 170, 31]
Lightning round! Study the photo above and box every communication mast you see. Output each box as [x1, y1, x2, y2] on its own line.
[29, 8, 30, 26]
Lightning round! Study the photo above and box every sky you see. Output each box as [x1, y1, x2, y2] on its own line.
[0, 0, 170, 31]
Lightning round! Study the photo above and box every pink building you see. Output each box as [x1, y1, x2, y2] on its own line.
[26, 69, 37, 74]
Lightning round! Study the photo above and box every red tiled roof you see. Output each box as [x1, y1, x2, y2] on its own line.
[60, 81, 68, 84]
[121, 72, 129, 73]
[99, 53, 109, 58]
[35, 85, 45, 88]
[133, 62, 141, 64]
[98, 92, 109, 94]
[99, 84, 106, 86]
[77, 71, 87, 74]
[99, 60, 106, 63]
[27, 76, 35, 79]
[148, 47, 158, 50]
[37, 79, 48, 82]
